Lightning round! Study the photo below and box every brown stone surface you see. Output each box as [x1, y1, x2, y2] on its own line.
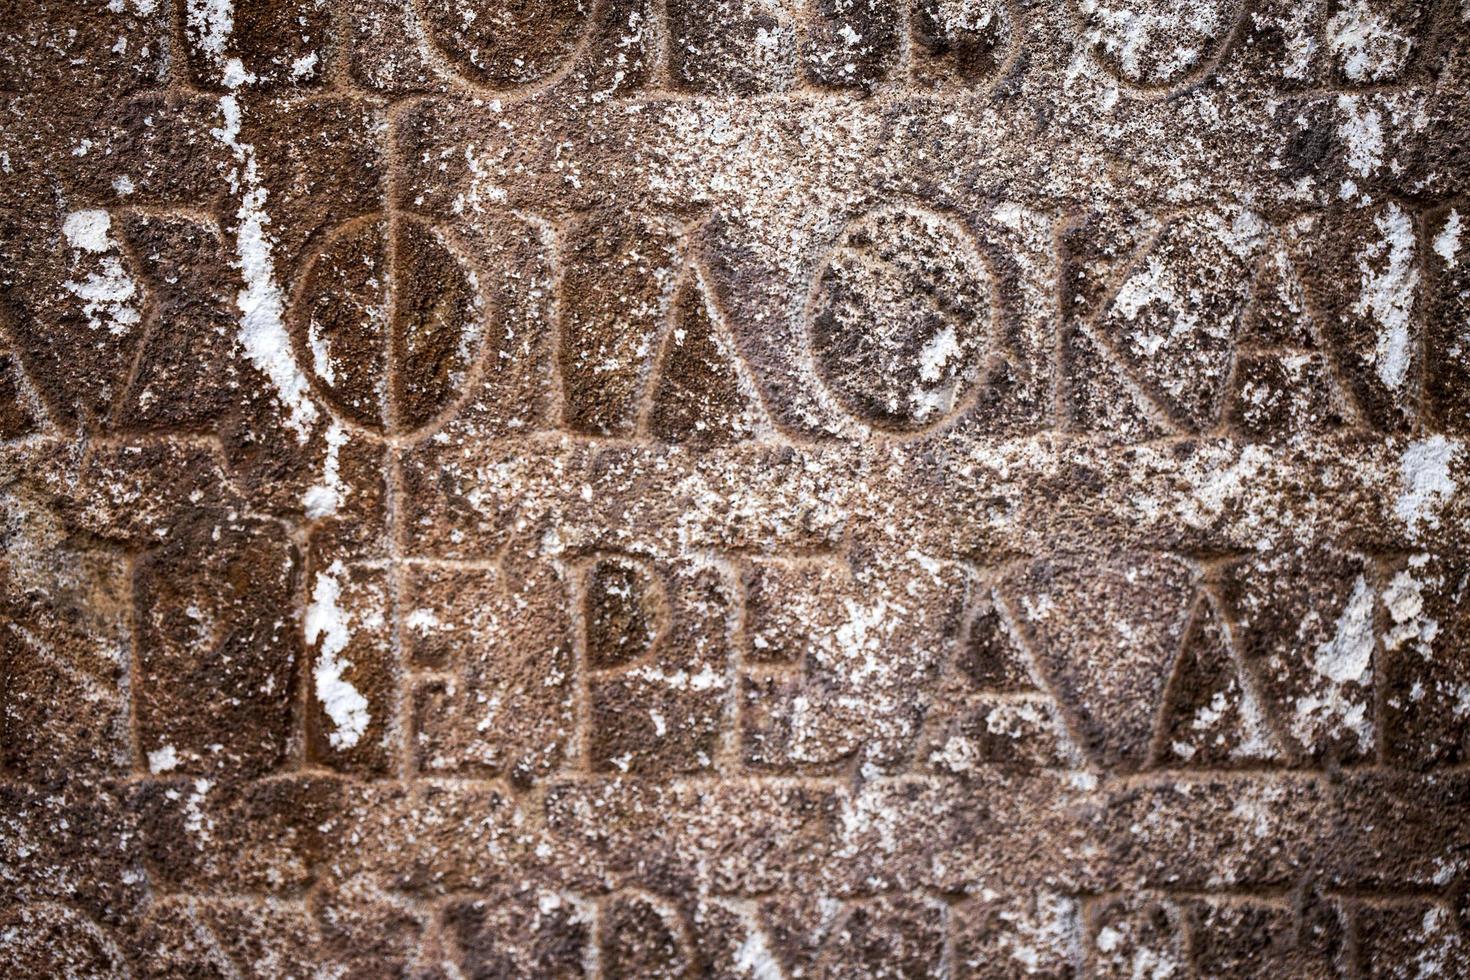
[2, 1, 1470, 976]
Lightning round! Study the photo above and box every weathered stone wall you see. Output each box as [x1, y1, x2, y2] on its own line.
[2, 1, 1469, 975]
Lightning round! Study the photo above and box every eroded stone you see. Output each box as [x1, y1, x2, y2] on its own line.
[3, 0, 1468, 975]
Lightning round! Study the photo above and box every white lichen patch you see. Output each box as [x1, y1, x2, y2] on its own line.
[933, 734, 979, 773]
[1382, 558, 1439, 659]
[211, 92, 319, 441]
[1396, 435, 1459, 537]
[1079, 0, 1229, 85]
[291, 52, 319, 80]
[302, 420, 349, 518]
[62, 210, 116, 254]
[1231, 681, 1280, 761]
[182, 777, 214, 838]
[186, 0, 235, 67]
[1092, 914, 1183, 980]
[917, 324, 961, 384]
[1409, 906, 1466, 979]
[1293, 575, 1375, 754]
[998, 892, 1079, 975]
[61, 210, 141, 337]
[1326, 0, 1414, 83]
[1337, 95, 1383, 177]
[730, 910, 783, 980]
[1434, 209, 1462, 268]
[1353, 203, 1418, 391]
[146, 743, 179, 774]
[404, 607, 443, 635]
[305, 562, 370, 749]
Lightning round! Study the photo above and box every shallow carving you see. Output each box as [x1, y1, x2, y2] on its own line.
[2, 0, 1468, 975]
[811, 206, 995, 430]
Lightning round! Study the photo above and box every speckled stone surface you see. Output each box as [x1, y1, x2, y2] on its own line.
[3, 1, 1470, 976]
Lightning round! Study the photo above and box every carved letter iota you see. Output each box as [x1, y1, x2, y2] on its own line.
[810, 206, 995, 431]
[420, 0, 592, 89]
[292, 213, 486, 437]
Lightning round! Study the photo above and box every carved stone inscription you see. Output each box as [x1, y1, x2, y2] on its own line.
[2, 0, 1469, 975]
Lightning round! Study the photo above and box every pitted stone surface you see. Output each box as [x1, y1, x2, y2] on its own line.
[2, 1, 1470, 977]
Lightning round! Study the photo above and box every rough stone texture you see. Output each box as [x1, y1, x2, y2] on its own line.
[2, 1, 1470, 977]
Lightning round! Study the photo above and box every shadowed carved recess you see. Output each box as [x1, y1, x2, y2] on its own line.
[417, 0, 594, 90]
[291, 212, 489, 439]
[809, 204, 997, 433]
[559, 210, 771, 446]
[1064, 207, 1362, 437]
